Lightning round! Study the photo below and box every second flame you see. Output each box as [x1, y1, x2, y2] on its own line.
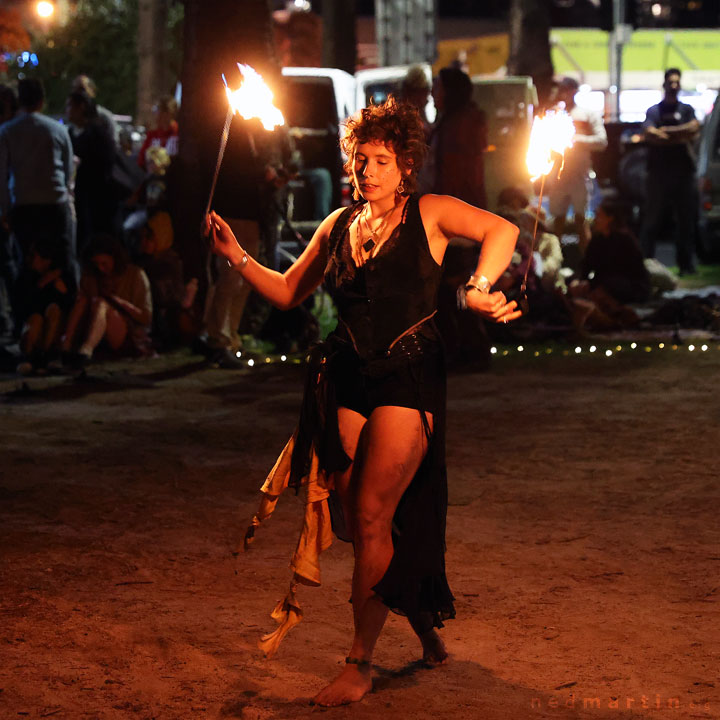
[526, 110, 576, 181]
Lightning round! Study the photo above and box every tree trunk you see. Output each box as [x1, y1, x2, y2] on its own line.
[173, 0, 279, 284]
[137, 0, 170, 126]
[322, 0, 356, 73]
[507, 0, 554, 109]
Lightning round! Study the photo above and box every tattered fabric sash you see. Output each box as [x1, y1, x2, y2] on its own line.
[243, 433, 335, 657]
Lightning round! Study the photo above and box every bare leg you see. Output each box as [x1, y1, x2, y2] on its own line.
[62, 295, 89, 353]
[21, 314, 43, 357]
[313, 406, 432, 707]
[408, 615, 448, 666]
[41, 303, 63, 353]
[333, 408, 446, 668]
[331, 407, 367, 537]
[78, 297, 129, 357]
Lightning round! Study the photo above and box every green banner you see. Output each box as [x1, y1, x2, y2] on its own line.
[551, 29, 720, 73]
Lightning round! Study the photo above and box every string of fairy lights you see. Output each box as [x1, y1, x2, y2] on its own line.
[490, 341, 718, 358]
[230, 340, 719, 368]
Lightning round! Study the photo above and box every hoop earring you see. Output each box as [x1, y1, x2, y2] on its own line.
[396, 180, 405, 196]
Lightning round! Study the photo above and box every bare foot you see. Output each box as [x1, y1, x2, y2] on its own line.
[310, 663, 372, 707]
[420, 629, 448, 667]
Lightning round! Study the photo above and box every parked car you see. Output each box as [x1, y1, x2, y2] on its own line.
[280, 66, 355, 209]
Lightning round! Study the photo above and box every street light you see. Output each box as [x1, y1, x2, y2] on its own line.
[36, 1, 55, 19]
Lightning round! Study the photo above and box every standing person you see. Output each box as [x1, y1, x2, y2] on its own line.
[137, 96, 179, 171]
[0, 83, 19, 342]
[548, 76, 607, 248]
[66, 90, 118, 254]
[400, 65, 432, 137]
[423, 67, 490, 369]
[71, 74, 119, 150]
[201, 114, 289, 368]
[0, 78, 77, 327]
[639, 68, 700, 275]
[205, 98, 520, 706]
[426, 66, 487, 209]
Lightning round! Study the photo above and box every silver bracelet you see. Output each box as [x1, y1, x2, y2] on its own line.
[228, 252, 249, 271]
[465, 274, 491, 294]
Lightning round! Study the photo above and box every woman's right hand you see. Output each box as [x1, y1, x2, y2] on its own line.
[203, 211, 245, 266]
[466, 289, 522, 324]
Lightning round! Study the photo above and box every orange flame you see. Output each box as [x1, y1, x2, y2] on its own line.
[526, 110, 576, 181]
[225, 64, 284, 131]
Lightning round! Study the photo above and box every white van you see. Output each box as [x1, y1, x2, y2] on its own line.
[355, 64, 436, 120]
[279, 67, 356, 224]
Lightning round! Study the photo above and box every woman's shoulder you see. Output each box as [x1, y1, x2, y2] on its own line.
[417, 193, 460, 216]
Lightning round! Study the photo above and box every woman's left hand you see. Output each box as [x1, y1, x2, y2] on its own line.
[466, 289, 523, 324]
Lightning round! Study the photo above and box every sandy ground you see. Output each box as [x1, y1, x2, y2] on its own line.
[1, 345, 719, 720]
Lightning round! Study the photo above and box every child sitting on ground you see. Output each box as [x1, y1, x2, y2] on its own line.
[16, 239, 73, 375]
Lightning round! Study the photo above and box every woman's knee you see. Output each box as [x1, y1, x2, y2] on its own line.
[44, 303, 62, 321]
[353, 503, 392, 545]
[90, 295, 108, 315]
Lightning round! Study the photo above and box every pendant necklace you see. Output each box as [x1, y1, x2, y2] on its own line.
[360, 203, 395, 253]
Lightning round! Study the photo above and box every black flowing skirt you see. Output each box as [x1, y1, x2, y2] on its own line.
[289, 330, 456, 632]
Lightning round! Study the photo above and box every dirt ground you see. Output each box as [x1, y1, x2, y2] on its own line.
[1, 343, 719, 720]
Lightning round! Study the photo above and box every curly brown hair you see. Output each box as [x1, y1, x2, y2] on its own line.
[341, 96, 427, 198]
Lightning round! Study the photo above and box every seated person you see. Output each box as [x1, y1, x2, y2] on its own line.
[497, 186, 566, 294]
[580, 198, 651, 304]
[15, 239, 73, 375]
[566, 199, 651, 330]
[137, 211, 198, 348]
[123, 146, 172, 254]
[61, 235, 152, 365]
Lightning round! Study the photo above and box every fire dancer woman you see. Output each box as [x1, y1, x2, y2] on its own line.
[205, 97, 520, 706]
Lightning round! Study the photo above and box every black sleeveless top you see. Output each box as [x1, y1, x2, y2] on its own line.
[323, 194, 444, 360]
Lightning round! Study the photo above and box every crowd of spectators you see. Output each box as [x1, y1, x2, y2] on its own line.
[0, 77, 187, 375]
[0, 66, 705, 377]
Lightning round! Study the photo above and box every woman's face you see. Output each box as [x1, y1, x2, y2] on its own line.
[352, 141, 404, 202]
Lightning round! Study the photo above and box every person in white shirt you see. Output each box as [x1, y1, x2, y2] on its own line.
[548, 77, 607, 249]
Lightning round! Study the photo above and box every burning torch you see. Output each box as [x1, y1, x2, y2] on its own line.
[516, 109, 576, 310]
[205, 64, 285, 217]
